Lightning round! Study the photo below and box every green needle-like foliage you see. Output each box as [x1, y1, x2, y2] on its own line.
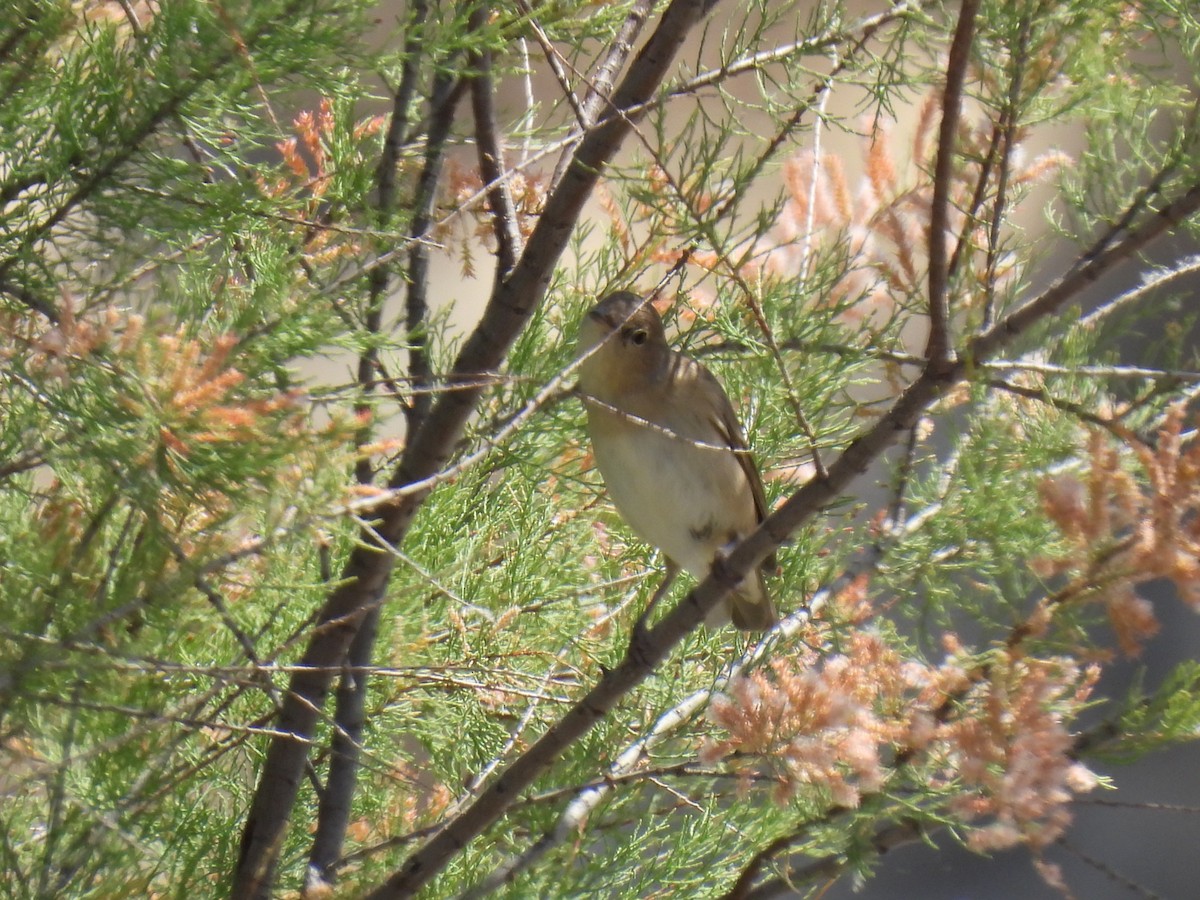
[3, 2, 1200, 898]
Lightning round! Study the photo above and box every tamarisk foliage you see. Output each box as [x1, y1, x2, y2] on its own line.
[3, 2, 1200, 898]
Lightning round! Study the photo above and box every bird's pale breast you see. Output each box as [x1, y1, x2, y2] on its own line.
[587, 390, 758, 582]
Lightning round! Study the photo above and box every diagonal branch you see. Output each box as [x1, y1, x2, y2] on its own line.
[731, 817, 923, 900]
[925, 0, 980, 366]
[469, 9, 524, 276]
[577, 0, 656, 128]
[364, 335, 957, 900]
[549, 0, 656, 189]
[0, 278, 58, 323]
[972, 180, 1200, 362]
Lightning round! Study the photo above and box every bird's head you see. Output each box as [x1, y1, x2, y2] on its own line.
[575, 291, 669, 400]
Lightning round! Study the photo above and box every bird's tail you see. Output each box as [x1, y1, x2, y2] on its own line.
[709, 568, 776, 632]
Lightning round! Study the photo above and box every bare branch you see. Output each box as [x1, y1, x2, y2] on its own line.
[1079, 253, 1200, 329]
[469, 8, 524, 275]
[926, 0, 980, 366]
[403, 72, 466, 441]
[308, 10, 448, 884]
[550, 0, 655, 188]
[354, 0, 431, 477]
[980, 12, 1031, 327]
[972, 180, 1200, 362]
[578, 0, 655, 128]
[732, 818, 924, 900]
[985, 376, 1126, 436]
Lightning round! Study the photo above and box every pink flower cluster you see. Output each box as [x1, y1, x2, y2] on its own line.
[940, 655, 1100, 852]
[702, 627, 1099, 854]
[1037, 405, 1200, 654]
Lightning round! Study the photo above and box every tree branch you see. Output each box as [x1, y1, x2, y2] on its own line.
[972, 180, 1200, 362]
[925, 0, 980, 366]
[314, 2, 924, 303]
[734, 818, 924, 900]
[980, 12, 1031, 327]
[307, 10, 446, 884]
[402, 72, 465, 442]
[549, 0, 655, 188]
[469, 9, 523, 276]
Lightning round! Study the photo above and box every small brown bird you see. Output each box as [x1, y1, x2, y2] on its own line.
[576, 291, 778, 631]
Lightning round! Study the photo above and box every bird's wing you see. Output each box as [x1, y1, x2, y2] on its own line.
[686, 356, 778, 573]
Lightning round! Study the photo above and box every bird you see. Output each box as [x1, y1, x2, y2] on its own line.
[575, 291, 778, 631]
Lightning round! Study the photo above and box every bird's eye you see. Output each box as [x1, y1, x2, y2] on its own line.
[629, 328, 649, 346]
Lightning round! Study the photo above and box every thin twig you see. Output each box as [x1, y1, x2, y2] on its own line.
[980, 12, 1032, 327]
[985, 376, 1127, 437]
[669, 1, 925, 105]
[1056, 837, 1162, 900]
[734, 818, 923, 900]
[797, 35, 837, 289]
[516, 0, 589, 136]
[709, 14, 891, 224]
[404, 73, 466, 441]
[887, 424, 922, 532]
[1079, 253, 1200, 329]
